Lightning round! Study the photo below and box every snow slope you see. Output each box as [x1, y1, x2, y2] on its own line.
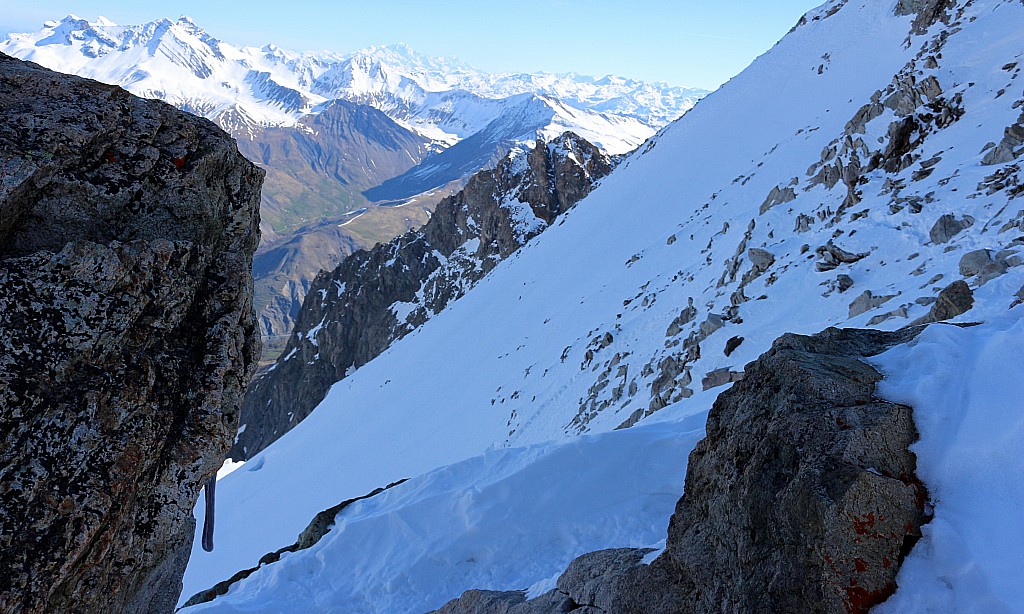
[182, 0, 1024, 608]
[872, 310, 1024, 614]
[184, 413, 709, 613]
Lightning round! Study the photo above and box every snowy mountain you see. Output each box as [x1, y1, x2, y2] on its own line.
[0, 16, 704, 146]
[178, 0, 1024, 610]
[1, 15, 707, 362]
[235, 132, 615, 459]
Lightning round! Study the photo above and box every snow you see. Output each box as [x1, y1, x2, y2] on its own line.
[871, 309, 1024, 614]
[217, 459, 246, 481]
[182, 414, 707, 613]
[172, 0, 1024, 609]
[0, 19, 704, 147]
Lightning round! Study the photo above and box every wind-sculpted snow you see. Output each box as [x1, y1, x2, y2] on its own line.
[183, 417, 706, 613]
[183, 0, 1024, 608]
[871, 310, 1024, 613]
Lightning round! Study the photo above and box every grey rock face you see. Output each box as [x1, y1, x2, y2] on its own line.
[849, 290, 896, 318]
[911, 280, 974, 325]
[894, 0, 956, 34]
[929, 213, 974, 244]
[959, 248, 1009, 283]
[233, 133, 614, 459]
[0, 54, 261, 613]
[435, 327, 929, 614]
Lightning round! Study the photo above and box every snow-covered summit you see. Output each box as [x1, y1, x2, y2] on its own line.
[0, 16, 707, 144]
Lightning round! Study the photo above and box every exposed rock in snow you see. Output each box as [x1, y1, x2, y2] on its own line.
[911, 280, 974, 325]
[435, 326, 930, 614]
[849, 290, 897, 318]
[928, 213, 974, 244]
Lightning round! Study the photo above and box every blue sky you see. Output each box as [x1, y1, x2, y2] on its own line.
[0, 1, 822, 89]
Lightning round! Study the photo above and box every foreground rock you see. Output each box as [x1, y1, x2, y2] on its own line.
[0, 54, 262, 613]
[232, 132, 615, 459]
[434, 326, 930, 614]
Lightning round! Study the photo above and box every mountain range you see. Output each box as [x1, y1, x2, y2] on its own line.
[0, 15, 707, 360]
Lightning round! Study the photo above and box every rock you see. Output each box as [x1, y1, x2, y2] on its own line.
[432, 589, 589, 614]
[959, 248, 1008, 283]
[816, 240, 870, 272]
[866, 306, 908, 326]
[0, 54, 261, 613]
[895, 0, 956, 34]
[234, 132, 615, 460]
[437, 327, 929, 614]
[837, 274, 855, 293]
[665, 298, 698, 337]
[747, 247, 775, 273]
[701, 367, 744, 391]
[980, 111, 1024, 166]
[911, 280, 975, 325]
[699, 314, 726, 338]
[849, 290, 896, 318]
[929, 213, 975, 244]
[724, 336, 745, 357]
[759, 184, 796, 214]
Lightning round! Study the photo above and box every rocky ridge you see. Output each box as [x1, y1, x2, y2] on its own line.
[0, 54, 261, 613]
[232, 132, 614, 459]
[433, 326, 930, 614]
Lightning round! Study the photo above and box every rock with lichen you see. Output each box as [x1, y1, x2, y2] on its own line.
[0, 53, 262, 613]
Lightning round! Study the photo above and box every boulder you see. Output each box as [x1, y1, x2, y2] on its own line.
[701, 368, 744, 391]
[929, 213, 974, 244]
[816, 240, 870, 272]
[911, 280, 974, 325]
[747, 247, 776, 273]
[0, 54, 262, 613]
[959, 248, 1008, 283]
[849, 290, 896, 318]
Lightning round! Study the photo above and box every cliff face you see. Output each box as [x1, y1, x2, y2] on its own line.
[232, 133, 614, 459]
[0, 53, 262, 613]
[434, 326, 930, 614]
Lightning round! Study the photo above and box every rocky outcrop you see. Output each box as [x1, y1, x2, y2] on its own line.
[0, 54, 261, 613]
[434, 326, 930, 614]
[912, 280, 974, 325]
[232, 133, 614, 459]
[895, 0, 957, 34]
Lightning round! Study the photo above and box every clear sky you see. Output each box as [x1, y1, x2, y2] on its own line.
[0, 1, 822, 89]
